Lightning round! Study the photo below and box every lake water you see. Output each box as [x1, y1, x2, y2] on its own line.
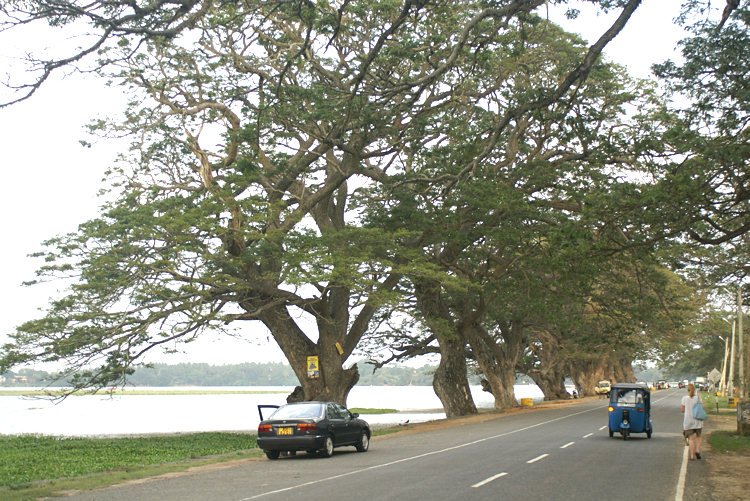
[1, 385, 546, 437]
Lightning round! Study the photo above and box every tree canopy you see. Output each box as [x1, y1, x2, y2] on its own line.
[1, 0, 746, 410]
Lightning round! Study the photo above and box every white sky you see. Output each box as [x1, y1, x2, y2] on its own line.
[0, 1, 698, 367]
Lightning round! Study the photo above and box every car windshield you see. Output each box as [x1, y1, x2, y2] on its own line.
[270, 403, 324, 419]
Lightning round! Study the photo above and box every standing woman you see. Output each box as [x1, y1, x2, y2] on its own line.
[681, 383, 703, 460]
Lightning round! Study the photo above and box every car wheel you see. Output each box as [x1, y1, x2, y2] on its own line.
[265, 450, 280, 460]
[355, 431, 370, 452]
[319, 436, 334, 458]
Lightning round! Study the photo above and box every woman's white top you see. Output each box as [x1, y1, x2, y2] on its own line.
[681, 394, 703, 430]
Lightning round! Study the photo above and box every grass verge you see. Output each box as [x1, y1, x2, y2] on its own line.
[0, 449, 263, 501]
[0, 433, 259, 499]
[709, 429, 750, 453]
[351, 408, 398, 414]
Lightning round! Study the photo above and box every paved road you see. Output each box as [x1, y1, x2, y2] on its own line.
[64, 389, 694, 501]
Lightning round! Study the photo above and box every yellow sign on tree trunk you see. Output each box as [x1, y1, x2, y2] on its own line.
[307, 356, 319, 379]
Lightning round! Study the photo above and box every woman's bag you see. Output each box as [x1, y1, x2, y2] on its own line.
[693, 398, 708, 421]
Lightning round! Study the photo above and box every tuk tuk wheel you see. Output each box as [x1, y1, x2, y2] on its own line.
[622, 429, 629, 440]
[647, 429, 652, 439]
[609, 428, 614, 438]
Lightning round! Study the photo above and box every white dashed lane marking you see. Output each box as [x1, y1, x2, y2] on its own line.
[472, 472, 508, 488]
[526, 454, 549, 464]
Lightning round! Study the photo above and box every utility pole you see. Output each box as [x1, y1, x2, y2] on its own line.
[739, 286, 745, 398]
[729, 319, 736, 396]
[719, 333, 729, 395]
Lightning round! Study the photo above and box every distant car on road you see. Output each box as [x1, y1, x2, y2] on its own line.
[257, 401, 371, 459]
[595, 380, 611, 397]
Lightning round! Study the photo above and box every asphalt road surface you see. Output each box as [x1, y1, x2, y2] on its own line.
[63, 389, 695, 501]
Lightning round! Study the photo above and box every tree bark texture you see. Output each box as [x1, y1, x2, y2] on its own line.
[414, 279, 477, 417]
[433, 334, 478, 418]
[568, 352, 634, 396]
[467, 321, 525, 410]
[522, 331, 571, 400]
[258, 304, 359, 405]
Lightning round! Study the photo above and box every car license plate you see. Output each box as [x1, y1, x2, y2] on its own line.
[277, 427, 293, 436]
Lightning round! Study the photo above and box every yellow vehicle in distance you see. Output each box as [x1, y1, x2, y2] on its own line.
[595, 380, 611, 397]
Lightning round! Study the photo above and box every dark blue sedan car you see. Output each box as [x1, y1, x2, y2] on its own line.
[257, 401, 371, 459]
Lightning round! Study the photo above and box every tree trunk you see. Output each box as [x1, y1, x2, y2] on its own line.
[521, 330, 571, 400]
[568, 356, 609, 397]
[528, 370, 570, 400]
[433, 334, 478, 418]
[414, 279, 477, 417]
[467, 322, 524, 411]
[479, 362, 518, 410]
[285, 364, 360, 404]
[568, 352, 634, 396]
[613, 356, 635, 383]
[258, 304, 359, 405]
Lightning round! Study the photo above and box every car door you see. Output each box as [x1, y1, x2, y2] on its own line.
[326, 403, 348, 445]
[335, 403, 360, 443]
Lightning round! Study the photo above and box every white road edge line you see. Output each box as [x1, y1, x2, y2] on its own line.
[526, 454, 549, 464]
[675, 442, 689, 501]
[598, 426, 608, 431]
[560, 442, 575, 449]
[472, 472, 508, 488]
[583, 433, 593, 438]
[242, 406, 600, 500]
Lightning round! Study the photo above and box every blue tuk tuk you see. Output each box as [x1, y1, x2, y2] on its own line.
[608, 383, 652, 440]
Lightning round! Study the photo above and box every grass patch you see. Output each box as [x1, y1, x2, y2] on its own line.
[351, 408, 399, 415]
[0, 432, 258, 489]
[0, 449, 263, 501]
[709, 429, 750, 453]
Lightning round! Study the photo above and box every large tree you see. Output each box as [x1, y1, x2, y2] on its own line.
[357, 13, 665, 412]
[1, 0, 647, 405]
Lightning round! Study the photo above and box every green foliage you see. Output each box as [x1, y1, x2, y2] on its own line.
[659, 311, 735, 378]
[0, 433, 256, 488]
[0, 0, 722, 406]
[647, 6, 750, 253]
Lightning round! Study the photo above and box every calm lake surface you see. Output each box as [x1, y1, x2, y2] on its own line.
[2, 385, 546, 437]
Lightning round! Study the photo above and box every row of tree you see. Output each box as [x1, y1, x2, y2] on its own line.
[1, 1, 747, 416]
